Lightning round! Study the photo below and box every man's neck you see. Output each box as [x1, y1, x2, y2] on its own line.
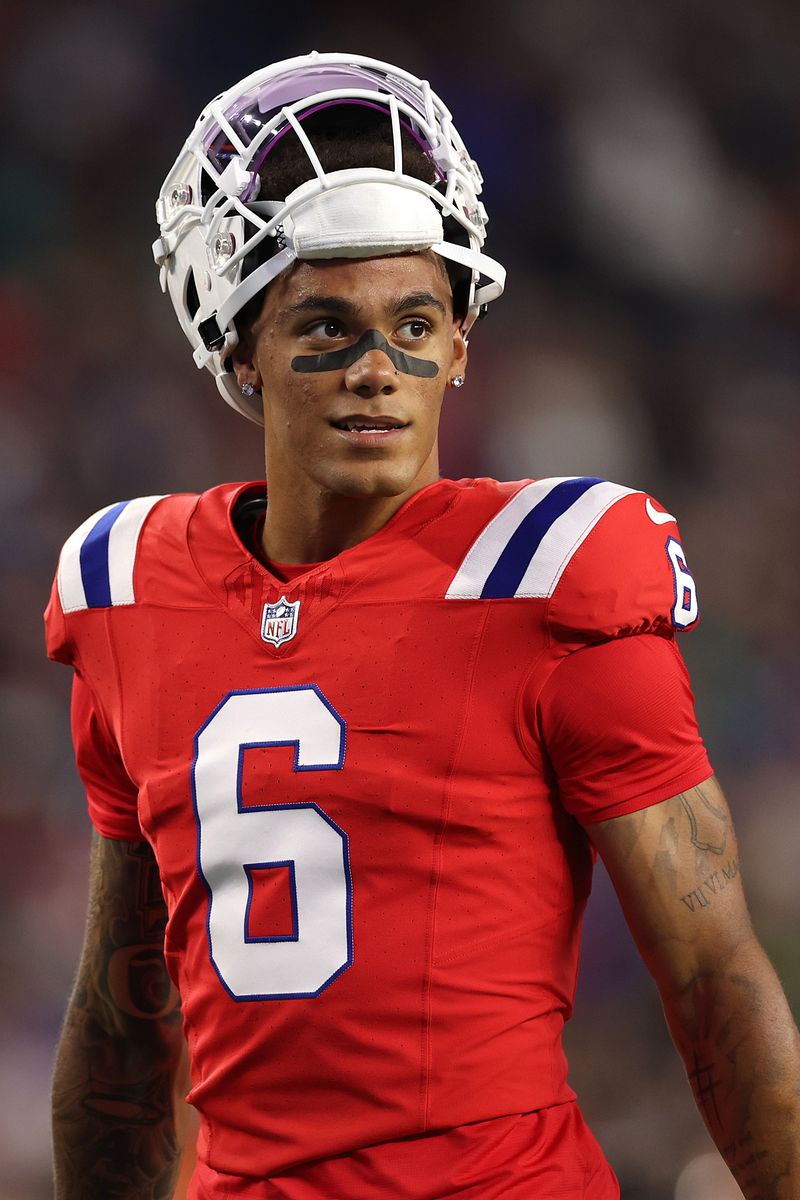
[260, 478, 435, 565]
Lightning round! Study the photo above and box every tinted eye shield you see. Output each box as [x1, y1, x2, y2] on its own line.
[291, 328, 439, 377]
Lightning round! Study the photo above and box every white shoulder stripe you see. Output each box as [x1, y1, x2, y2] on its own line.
[106, 496, 166, 606]
[57, 501, 121, 614]
[57, 495, 165, 613]
[515, 481, 638, 597]
[445, 478, 573, 600]
[446, 477, 640, 600]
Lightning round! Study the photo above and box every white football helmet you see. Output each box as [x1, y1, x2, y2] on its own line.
[153, 50, 506, 423]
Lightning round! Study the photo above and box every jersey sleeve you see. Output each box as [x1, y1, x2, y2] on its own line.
[70, 671, 142, 840]
[537, 634, 713, 823]
[525, 484, 710, 822]
[546, 487, 699, 643]
[43, 500, 164, 841]
[44, 572, 72, 665]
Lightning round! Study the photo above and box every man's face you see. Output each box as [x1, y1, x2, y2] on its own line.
[233, 253, 467, 504]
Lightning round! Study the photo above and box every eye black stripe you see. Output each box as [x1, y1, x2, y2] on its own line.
[291, 329, 439, 378]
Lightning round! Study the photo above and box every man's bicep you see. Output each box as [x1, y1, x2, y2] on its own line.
[585, 777, 756, 997]
[78, 831, 179, 1032]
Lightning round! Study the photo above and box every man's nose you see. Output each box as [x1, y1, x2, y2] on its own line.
[343, 348, 399, 399]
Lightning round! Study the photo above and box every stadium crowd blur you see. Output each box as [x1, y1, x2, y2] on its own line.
[2, 1, 799, 1196]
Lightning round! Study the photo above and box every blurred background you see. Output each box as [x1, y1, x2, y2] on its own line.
[2, 0, 799, 1196]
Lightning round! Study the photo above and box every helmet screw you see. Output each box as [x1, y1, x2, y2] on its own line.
[212, 233, 236, 265]
[169, 184, 192, 209]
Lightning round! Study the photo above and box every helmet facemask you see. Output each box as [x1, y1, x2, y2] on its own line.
[153, 52, 506, 422]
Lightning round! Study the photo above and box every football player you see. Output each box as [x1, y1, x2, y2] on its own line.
[46, 52, 800, 1200]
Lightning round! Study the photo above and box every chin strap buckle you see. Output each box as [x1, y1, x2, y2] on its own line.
[198, 313, 227, 352]
[193, 317, 237, 369]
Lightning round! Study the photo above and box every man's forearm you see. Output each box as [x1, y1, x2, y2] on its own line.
[663, 937, 800, 1199]
[52, 996, 184, 1200]
[53, 835, 186, 1200]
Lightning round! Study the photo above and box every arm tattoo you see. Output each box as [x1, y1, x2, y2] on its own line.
[687, 1050, 725, 1131]
[676, 781, 740, 914]
[52, 834, 185, 1200]
[658, 784, 800, 1197]
[589, 776, 800, 1197]
[722, 1130, 792, 1200]
[679, 781, 728, 854]
[679, 858, 740, 914]
[677, 969, 800, 1200]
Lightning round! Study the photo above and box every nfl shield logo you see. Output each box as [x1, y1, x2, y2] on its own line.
[261, 596, 300, 647]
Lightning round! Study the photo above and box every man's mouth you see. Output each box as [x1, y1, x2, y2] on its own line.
[330, 415, 409, 435]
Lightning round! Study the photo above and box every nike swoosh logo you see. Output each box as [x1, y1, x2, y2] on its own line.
[646, 497, 676, 525]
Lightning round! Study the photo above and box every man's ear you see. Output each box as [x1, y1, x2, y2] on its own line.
[450, 321, 469, 378]
[230, 332, 262, 395]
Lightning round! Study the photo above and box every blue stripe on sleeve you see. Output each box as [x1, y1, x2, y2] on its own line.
[79, 500, 130, 608]
[480, 477, 603, 599]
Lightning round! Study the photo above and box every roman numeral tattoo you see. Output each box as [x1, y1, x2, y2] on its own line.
[680, 858, 740, 912]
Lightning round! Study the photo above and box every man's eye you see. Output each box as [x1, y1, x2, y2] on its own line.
[306, 319, 344, 339]
[397, 319, 430, 341]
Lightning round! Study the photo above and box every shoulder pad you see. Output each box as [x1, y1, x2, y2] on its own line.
[445, 477, 637, 600]
[57, 496, 166, 613]
[548, 486, 699, 641]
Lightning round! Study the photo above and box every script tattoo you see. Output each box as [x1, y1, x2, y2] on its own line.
[722, 1127, 796, 1200]
[52, 835, 184, 1199]
[680, 857, 740, 913]
[678, 958, 799, 1199]
[722, 1132, 771, 1200]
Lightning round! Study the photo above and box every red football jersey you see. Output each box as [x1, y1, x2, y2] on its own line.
[45, 475, 712, 1198]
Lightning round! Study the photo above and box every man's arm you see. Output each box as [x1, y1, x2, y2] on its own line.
[52, 830, 186, 1200]
[587, 777, 800, 1200]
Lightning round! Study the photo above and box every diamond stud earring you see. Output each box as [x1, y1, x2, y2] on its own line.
[450, 375, 465, 388]
[241, 382, 256, 397]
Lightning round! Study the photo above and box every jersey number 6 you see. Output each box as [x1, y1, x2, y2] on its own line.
[666, 536, 698, 628]
[192, 686, 353, 1000]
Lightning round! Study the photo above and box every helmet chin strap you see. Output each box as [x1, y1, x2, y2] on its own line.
[202, 247, 297, 361]
[430, 241, 506, 310]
